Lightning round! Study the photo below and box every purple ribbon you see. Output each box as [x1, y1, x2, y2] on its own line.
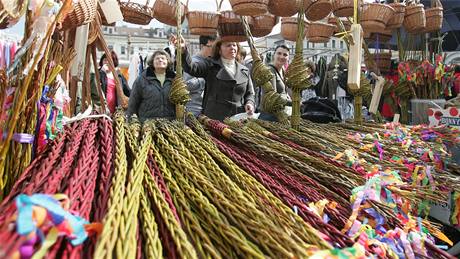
[2, 132, 35, 144]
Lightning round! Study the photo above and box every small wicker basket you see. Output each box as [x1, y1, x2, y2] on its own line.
[281, 17, 308, 42]
[268, 0, 299, 17]
[61, 0, 97, 30]
[0, 0, 27, 29]
[187, 11, 219, 36]
[119, 1, 154, 25]
[306, 22, 335, 43]
[331, 0, 358, 18]
[153, 0, 187, 26]
[369, 52, 392, 73]
[218, 11, 253, 42]
[328, 16, 351, 33]
[368, 29, 393, 43]
[229, 0, 269, 16]
[424, 7, 443, 33]
[252, 14, 278, 37]
[403, 3, 425, 33]
[305, 0, 332, 21]
[386, 2, 405, 29]
[360, 3, 395, 33]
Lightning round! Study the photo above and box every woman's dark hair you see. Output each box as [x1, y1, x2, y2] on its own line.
[211, 39, 242, 62]
[99, 50, 119, 68]
[147, 50, 173, 69]
[274, 44, 290, 53]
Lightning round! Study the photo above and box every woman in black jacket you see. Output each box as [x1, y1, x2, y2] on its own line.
[178, 38, 255, 121]
[127, 50, 176, 121]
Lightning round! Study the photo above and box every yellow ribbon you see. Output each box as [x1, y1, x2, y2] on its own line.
[31, 227, 59, 259]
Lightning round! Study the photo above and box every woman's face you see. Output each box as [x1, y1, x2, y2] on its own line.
[219, 42, 238, 60]
[274, 47, 289, 68]
[153, 54, 168, 70]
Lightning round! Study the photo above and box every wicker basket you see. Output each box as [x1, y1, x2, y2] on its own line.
[268, 0, 299, 17]
[386, 2, 405, 29]
[187, 11, 219, 36]
[153, 0, 187, 26]
[331, 0, 358, 18]
[369, 52, 392, 73]
[218, 11, 253, 42]
[424, 7, 443, 33]
[281, 17, 308, 41]
[403, 3, 425, 33]
[229, 0, 269, 16]
[305, 0, 332, 21]
[119, 1, 153, 25]
[61, 0, 97, 30]
[252, 14, 278, 37]
[368, 29, 393, 43]
[306, 22, 335, 43]
[360, 3, 395, 33]
[0, 0, 26, 29]
[328, 16, 351, 33]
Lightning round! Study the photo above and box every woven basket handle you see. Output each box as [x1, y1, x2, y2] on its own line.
[216, 0, 224, 13]
[431, 0, 441, 8]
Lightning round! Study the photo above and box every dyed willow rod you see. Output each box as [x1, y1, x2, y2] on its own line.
[94, 110, 129, 259]
[155, 123, 308, 258]
[117, 123, 152, 259]
[171, 121, 333, 249]
[153, 140, 261, 259]
[230, 122, 363, 190]
[139, 186, 163, 259]
[143, 163, 198, 259]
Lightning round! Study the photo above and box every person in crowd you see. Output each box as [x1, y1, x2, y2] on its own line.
[177, 37, 255, 121]
[258, 44, 292, 121]
[126, 50, 176, 121]
[183, 35, 216, 117]
[99, 51, 130, 113]
[301, 60, 318, 103]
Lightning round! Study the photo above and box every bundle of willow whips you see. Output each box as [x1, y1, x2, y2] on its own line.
[1, 109, 457, 259]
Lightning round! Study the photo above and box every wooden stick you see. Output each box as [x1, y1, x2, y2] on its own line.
[91, 44, 107, 113]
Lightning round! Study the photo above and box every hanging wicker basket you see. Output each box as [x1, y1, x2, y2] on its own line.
[218, 11, 253, 42]
[386, 2, 405, 29]
[0, 0, 26, 29]
[403, 3, 425, 33]
[119, 1, 153, 25]
[252, 13, 278, 37]
[281, 17, 308, 42]
[187, 11, 219, 35]
[328, 16, 351, 33]
[331, 0, 358, 18]
[305, 0, 332, 21]
[424, 6, 443, 33]
[268, 0, 299, 17]
[229, 0, 269, 16]
[360, 3, 395, 33]
[369, 52, 391, 73]
[61, 0, 98, 30]
[368, 29, 393, 43]
[306, 22, 335, 43]
[153, 0, 187, 26]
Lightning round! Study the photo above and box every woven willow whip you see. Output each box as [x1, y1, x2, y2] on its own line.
[285, 8, 311, 130]
[169, 0, 190, 121]
[240, 17, 289, 124]
[94, 110, 129, 259]
[116, 122, 152, 259]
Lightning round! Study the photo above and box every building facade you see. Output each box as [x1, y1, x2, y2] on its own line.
[101, 24, 200, 68]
